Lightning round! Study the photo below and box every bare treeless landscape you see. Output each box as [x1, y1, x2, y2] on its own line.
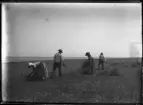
[2, 3, 142, 104]
[5, 57, 141, 103]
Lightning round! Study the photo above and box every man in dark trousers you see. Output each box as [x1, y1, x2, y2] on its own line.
[52, 49, 67, 78]
[85, 52, 95, 74]
[98, 52, 106, 70]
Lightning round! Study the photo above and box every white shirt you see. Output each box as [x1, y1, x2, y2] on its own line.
[28, 61, 41, 68]
[54, 53, 63, 63]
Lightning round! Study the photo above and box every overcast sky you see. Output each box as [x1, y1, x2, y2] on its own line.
[5, 3, 141, 57]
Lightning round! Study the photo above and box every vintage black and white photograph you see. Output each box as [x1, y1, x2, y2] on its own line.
[2, 3, 142, 103]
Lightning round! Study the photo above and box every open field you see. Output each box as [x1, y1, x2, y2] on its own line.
[3, 58, 142, 103]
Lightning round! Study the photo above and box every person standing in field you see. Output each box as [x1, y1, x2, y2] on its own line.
[52, 49, 67, 78]
[85, 52, 96, 74]
[98, 52, 106, 70]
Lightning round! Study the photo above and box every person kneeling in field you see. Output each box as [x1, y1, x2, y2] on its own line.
[27, 61, 49, 80]
[81, 52, 96, 74]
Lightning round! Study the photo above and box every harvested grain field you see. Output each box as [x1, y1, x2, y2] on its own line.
[3, 58, 142, 103]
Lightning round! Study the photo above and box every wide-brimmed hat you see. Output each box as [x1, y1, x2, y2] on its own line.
[85, 52, 90, 56]
[58, 49, 63, 53]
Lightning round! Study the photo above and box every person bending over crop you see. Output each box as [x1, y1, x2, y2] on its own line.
[28, 61, 49, 80]
[84, 52, 96, 74]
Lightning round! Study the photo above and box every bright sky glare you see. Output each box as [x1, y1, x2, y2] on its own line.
[4, 3, 141, 57]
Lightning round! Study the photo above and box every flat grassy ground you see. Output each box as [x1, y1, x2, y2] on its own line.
[4, 58, 142, 103]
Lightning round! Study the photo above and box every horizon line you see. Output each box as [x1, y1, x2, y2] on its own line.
[2, 56, 141, 63]
[6, 56, 139, 58]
